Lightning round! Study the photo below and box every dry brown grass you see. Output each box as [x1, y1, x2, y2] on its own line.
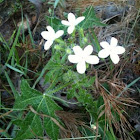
[66, 0, 136, 11]
[90, 49, 140, 139]
[56, 111, 92, 138]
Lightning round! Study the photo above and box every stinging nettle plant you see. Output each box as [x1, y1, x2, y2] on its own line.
[41, 12, 125, 74]
[13, 6, 128, 140]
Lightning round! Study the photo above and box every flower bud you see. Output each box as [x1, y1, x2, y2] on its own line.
[63, 70, 73, 82]
[79, 28, 84, 37]
[83, 37, 88, 43]
[54, 45, 61, 50]
[66, 48, 72, 54]
[91, 124, 96, 130]
[86, 63, 89, 69]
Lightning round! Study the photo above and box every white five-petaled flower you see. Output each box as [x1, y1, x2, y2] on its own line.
[41, 26, 64, 50]
[61, 13, 85, 34]
[98, 37, 125, 64]
[68, 45, 99, 74]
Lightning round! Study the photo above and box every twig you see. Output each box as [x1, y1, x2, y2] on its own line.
[29, 125, 50, 140]
[0, 110, 13, 118]
[29, 106, 70, 133]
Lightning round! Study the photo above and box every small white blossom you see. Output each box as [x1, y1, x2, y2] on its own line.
[61, 13, 85, 34]
[68, 45, 99, 74]
[41, 26, 64, 50]
[98, 37, 125, 64]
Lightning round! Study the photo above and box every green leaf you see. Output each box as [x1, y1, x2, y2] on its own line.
[117, 77, 140, 98]
[5, 63, 24, 75]
[80, 6, 106, 29]
[54, 0, 60, 8]
[89, 30, 101, 52]
[77, 88, 93, 106]
[33, 51, 63, 88]
[14, 112, 43, 140]
[46, 16, 66, 31]
[6, 26, 21, 63]
[4, 71, 19, 99]
[14, 80, 62, 140]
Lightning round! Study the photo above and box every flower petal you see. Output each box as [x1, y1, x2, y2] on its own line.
[46, 26, 55, 35]
[44, 26, 56, 40]
[41, 31, 50, 40]
[54, 30, 64, 39]
[68, 55, 81, 63]
[110, 37, 118, 47]
[85, 55, 99, 64]
[68, 13, 76, 24]
[115, 46, 125, 54]
[73, 46, 83, 55]
[84, 45, 93, 56]
[61, 20, 70, 26]
[100, 41, 110, 49]
[44, 40, 53, 50]
[76, 61, 86, 74]
[75, 16, 85, 25]
[98, 49, 110, 58]
[110, 54, 120, 64]
[67, 25, 75, 34]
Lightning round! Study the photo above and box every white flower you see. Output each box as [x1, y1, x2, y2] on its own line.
[61, 13, 85, 34]
[41, 26, 64, 50]
[68, 45, 99, 74]
[98, 37, 125, 64]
